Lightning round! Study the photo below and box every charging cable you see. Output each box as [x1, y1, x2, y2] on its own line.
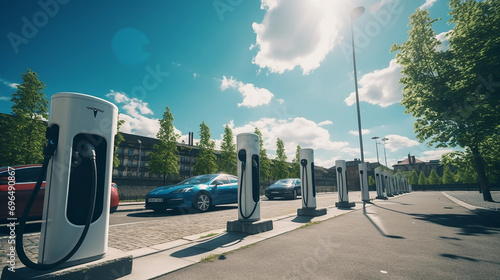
[238, 150, 258, 220]
[16, 126, 98, 270]
[301, 159, 308, 208]
[337, 167, 344, 202]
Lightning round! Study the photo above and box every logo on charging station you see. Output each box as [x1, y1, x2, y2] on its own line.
[86, 107, 104, 118]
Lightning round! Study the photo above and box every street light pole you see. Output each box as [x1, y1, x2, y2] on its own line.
[371, 136, 380, 163]
[382, 137, 389, 168]
[137, 139, 142, 175]
[350, 6, 365, 162]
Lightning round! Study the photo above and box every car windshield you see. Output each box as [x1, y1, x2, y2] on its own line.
[276, 179, 294, 185]
[176, 175, 217, 185]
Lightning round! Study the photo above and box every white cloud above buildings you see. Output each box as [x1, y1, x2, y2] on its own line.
[344, 59, 403, 108]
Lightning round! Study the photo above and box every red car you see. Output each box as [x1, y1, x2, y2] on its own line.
[0, 165, 119, 220]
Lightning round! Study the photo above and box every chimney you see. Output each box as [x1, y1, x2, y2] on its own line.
[188, 132, 194, 146]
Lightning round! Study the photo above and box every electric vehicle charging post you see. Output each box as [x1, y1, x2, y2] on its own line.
[13, 93, 125, 274]
[358, 162, 370, 202]
[297, 148, 326, 217]
[335, 160, 355, 208]
[227, 133, 273, 234]
[374, 167, 386, 199]
[384, 171, 393, 197]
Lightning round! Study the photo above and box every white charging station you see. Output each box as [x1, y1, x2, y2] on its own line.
[300, 149, 316, 209]
[335, 160, 355, 208]
[39, 92, 117, 265]
[358, 162, 370, 202]
[297, 149, 326, 216]
[384, 171, 393, 197]
[227, 133, 272, 234]
[374, 167, 385, 199]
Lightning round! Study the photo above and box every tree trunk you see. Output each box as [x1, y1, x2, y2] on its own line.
[470, 145, 493, 202]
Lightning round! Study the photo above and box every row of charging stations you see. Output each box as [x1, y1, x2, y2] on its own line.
[374, 167, 411, 199]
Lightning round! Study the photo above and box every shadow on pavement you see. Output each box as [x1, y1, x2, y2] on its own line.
[291, 215, 314, 223]
[440, 253, 500, 265]
[363, 203, 405, 239]
[170, 232, 247, 258]
[412, 212, 500, 236]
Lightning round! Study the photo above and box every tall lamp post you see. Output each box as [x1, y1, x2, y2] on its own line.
[137, 139, 142, 175]
[371, 136, 380, 163]
[350, 6, 365, 162]
[381, 137, 389, 168]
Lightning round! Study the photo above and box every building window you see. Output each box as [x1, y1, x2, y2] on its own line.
[128, 150, 133, 156]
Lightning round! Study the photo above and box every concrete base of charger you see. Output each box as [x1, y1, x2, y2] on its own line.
[335, 201, 356, 209]
[297, 207, 327, 217]
[1, 249, 132, 280]
[227, 219, 273, 235]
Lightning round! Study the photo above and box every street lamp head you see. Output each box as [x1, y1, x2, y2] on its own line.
[382, 137, 389, 141]
[371, 136, 380, 140]
[350, 6, 365, 19]
[138, 140, 142, 144]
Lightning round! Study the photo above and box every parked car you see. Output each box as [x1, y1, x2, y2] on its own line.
[0, 165, 120, 220]
[265, 178, 301, 200]
[146, 174, 238, 213]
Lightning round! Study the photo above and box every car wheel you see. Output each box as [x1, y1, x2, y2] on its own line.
[290, 189, 297, 200]
[193, 192, 211, 212]
[266, 196, 273, 200]
[110, 206, 118, 213]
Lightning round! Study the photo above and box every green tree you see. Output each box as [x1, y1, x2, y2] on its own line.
[409, 170, 419, 185]
[428, 169, 441, 185]
[418, 171, 427, 185]
[272, 138, 289, 179]
[113, 118, 125, 168]
[254, 127, 271, 181]
[1, 69, 48, 165]
[193, 121, 217, 175]
[442, 165, 456, 184]
[218, 124, 236, 175]
[390, 2, 499, 201]
[442, 151, 477, 184]
[149, 107, 179, 184]
[290, 145, 301, 178]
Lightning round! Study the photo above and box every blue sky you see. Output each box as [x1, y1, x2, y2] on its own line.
[0, 0, 457, 168]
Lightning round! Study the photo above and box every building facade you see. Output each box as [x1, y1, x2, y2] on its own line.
[393, 154, 443, 177]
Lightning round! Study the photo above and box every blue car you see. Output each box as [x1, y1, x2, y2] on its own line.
[145, 174, 238, 213]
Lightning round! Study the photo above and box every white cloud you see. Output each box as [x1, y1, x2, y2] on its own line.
[107, 90, 182, 138]
[348, 129, 371, 136]
[383, 134, 419, 152]
[418, 149, 454, 162]
[107, 90, 154, 118]
[0, 78, 19, 89]
[193, 73, 199, 78]
[435, 31, 451, 52]
[318, 120, 333, 126]
[344, 59, 403, 108]
[220, 76, 274, 107]
[229, 117, 349, 160]
[251, 0, 343, 74]
[419, 0, 437, 10]
[0, 96, 11, 101]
